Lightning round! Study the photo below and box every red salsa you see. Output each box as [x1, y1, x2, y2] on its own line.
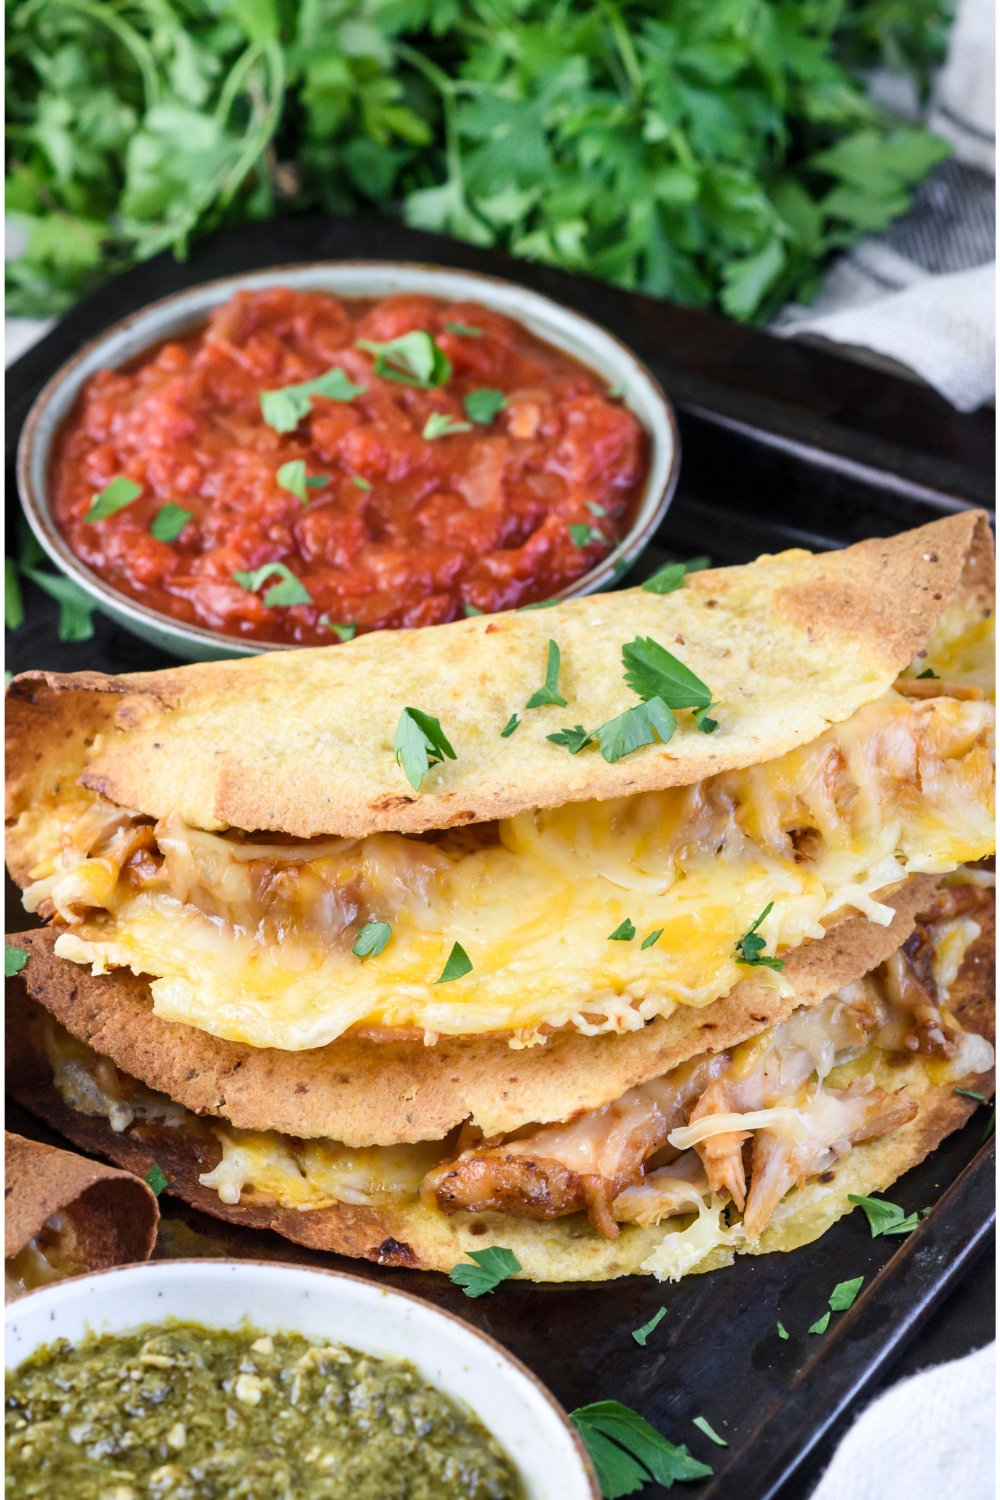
[50, 289, 649, 644]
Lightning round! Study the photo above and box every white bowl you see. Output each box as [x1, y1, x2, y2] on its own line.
[17, 260, 680, 662]
[4, 1258, 598, 1499]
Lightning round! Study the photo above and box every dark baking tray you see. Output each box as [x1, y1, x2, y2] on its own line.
[5, 215, 996, 1500]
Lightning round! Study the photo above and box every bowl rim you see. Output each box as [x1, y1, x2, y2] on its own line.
[16, 257, 681, 660]
[5, 1255, 600, 1498]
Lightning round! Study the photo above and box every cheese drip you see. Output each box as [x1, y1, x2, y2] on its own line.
[22, 691, 996, 1049]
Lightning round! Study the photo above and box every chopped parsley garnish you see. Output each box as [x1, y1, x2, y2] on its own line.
[5, 945, 28, 977]
[355, 331, 451, 389]
[232, 562, 313, 608]
[449, 1246, 521, 1297]
[5, 558, 23, 631]
[596, 698, 675, 763]
[393, 707, 457, 791]
[734, 904, 785, 972]
[320, 618, 356, 641]
[260, 367, 366, 432]
[608, 919, 636, 941]
[352, 921, 392, 958]
[423, 411, 472, 440]
[955, 1088, 987, 1102]
[464, 388, 506, 426]
[86, 475, 142, 522]
[568, 522, 606, 548]
[352, 475, 372, 491]
[631, 1307, 666, 1346]
[525, 640, 567, 709]
[436, 942, 473, 983]
[641, 555, 711, 594]
[143, 1164, 168, 1196]
[305, 475, 329, 488]
[622, 636, 714, 719]
[607, 383, 626, 399]
[588, 502, 607, 518]
[641, 928, 664, 950]
[847, 1193, 927, 1237]
[546, 724, 594, 754]
[916, 667, 939, 679]
[149, 503, 192, 542]
[569, 1401, 712, 1497]
[808, 1312, 831, 1335]
[500, 713, 521, 738]
[463, 602, 483, 616]
[20, 568, 95, 642]
[829, 1276, 864, 1311]
[519, 599, 559, 610]
[777, 1322, 789, 1340]
[276, 459, 309, 501]
[692, 1417, 727, 1447]
[444, 322, 483, 337]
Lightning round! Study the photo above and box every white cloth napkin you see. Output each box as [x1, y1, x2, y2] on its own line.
[811, 1342, 996, 1500]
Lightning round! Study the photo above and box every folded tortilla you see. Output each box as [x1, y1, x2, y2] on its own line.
[5, 1130, 158, 1299]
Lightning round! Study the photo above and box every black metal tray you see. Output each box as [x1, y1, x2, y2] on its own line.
[5, 216, 995, 1500]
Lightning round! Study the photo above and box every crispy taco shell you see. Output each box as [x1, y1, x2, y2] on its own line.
[6, 897, 992, 1283]
[5, 513, 991, 851]
[4, 877, 937, 1145]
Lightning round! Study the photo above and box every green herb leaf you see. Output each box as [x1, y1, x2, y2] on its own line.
[22, 569, 95, 642]
[588, 502, 607, 518]
[547, 725, 594, 754]
[954, 1088, 987, 1102]
[276, 459, 308, 501]
[983, 1109, 995, 1141]
[641, 929, 664, 950]
[356, 331, 451, 389]
[570, 1402, 713, 1496]
[525, 640, 567, 709]
[608, 919, 636, 941]
[260, 368, 366, 433]
[847, 1193, 918, 1237]
[352, 476, 373, 491]
[829, 1276, 864, 1311]
[519, 599, 559, 610]
[320, 618, 356, 642]
[464, 388, 506, 425]
[352, 921, 392, 958]
[777, 1322, 789, 1340]
[463, 602, 483, 616]
[445, 323, 483, 337]
[86, 476, 142, 522]
[150, 504, 192, 542]
[631, 1307, 666, 1346]
[449, 1246, 521, 1297]
[621, 637, 713, 711]
[735, 904, 785, 972]
[692, 1417, 727, 1447]
[694, 704, 720, 735]
[393, 707, 457, 790]
[437, 942, 473, 983]
[5, 945, 28, 977]
[144, 1164, 168, 1196]
[5, 558, 24, 630]
[809, 1312, 831, 1335]
[568, 523, 607, 548]
[305, 475, 329, 489]
[596, 697, 675, 764]
[423, 411, 472, 439]
[233, 562, 313, 608]
[641, 556, 711, 595]
[501, 713, 521, 738]
[916, 668, 939, 679]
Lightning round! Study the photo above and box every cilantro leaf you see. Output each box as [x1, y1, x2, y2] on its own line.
[356, 331, 451, 389]
[829, 1276, 864, 1311]
[22, 568, 95, 642]
[917, 668, 939, 679]
[734, 904, 785, 971]
[449, 1245, 521, 1298]
[445, 322, 482, 336]
[692, 1417, 727, 1447]
[423, 411, 472, 439]
[809, 1312, 831, 1335]
[5, 945, 28, 977]
[352, 921, 392, 958]
[519, 599, 559, 610]
[847, 1193, 918, 1237]
[547, 725, 594, 754]
[641, 556, 711, 594]
[777, 1323, 789, 1340]
[631, 1307, 666, 1346]
[276, 459, 308, 501]
[5, 558, 24, 630]
[320, 618, 356, 641]
[232, 563, 313, 608]
[609, 919, 636, 941]
[621, 637, 712, 711]
[86, 476, 142, 522]
[352, 476, 373, 491]
[463, 602, 483, 616]
[144, 1164, 168, 1196]
[464, 388, 506, 425]
[437, 942, 473, 983]
[641, 929, 664, 950]
[568, 523, 606, 548]
[525, 640, 567, 709]
[394, 707, 457, 790]
[501, 713, 521, 738]
[305, 475, 329, 489]
[570, 1402, 713, 1496]
[260, 369, 366, 433]
[150, 504, 192, 542]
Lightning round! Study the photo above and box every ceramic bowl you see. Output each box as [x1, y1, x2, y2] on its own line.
[17, 260, 680, 662]
[4, 1258, 598, 1499]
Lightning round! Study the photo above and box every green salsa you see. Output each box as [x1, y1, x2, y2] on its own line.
[5, 1321, 523, 1499]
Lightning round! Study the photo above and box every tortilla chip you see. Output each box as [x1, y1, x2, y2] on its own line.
[4, 1130, 159, 1275]
[6, 897, 992, 1282]
[4, 876, 938, 1146]
[6, 514, 991, 847]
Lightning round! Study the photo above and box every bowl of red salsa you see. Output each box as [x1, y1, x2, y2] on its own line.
[18, 263, 678, 660]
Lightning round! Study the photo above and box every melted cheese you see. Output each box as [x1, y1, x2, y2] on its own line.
[25, 693, 996, 1049]
[197, 1129, 446, 1209]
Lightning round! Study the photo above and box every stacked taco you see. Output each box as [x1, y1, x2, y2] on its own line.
[6, 512, 995, 1283]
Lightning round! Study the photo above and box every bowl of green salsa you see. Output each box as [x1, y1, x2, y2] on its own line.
[5, 1259, 598, 1500]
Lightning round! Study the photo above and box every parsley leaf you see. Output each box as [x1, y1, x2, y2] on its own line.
[809, 1312, 831, 1335]
[150, 504, 192, 542]
[144, 1164, 168, 1196]
[276, 459, 308, 501]
[621, 637, 712, 712]
[519, 599, 559, 611]
[5, 945, 28, 977]
[21, 568, 95, 642]
[352, 476, 373, 491]
[692, 1417, 727, 1447]
[609, 919, 636, 941]
[356, 331, 450, 389]
[305, 475, 329, 489]
[641, 928, 664, 950]
[596, 697, 676, 763]
[917, 668, 939, 679]
[847, 1193, 921, 1237]
[5, 558, 24, 630]
[501, 713, 521, 738]
[777, 1322, 789, 1341]
[829, 1276, 864, 1311]
[393, 707, 457, 790]
[570, 1402, 713, 1497]
[320, 618, 356, 641]
[352, 921, 392, 958]
[546, 725, 594, 754]
[525, 639, 567, 709]
[449, 1246, 521, 1297]
[86, 476, 142, 522]
[734, 904, 785, 971]
[464, 388, 506, 425]
[232, 563, 313, 608]
[568, 523, 606, 548]
[445, 322, 482, 336]
[437, 942, 473, 983]
[954, 1088, 987, 1102]
[423, 411, 472, 439]
[463, 602, 483, 616]
[631, 1307, 666, 1346]
[641, 556, 712, 594]
[260, 368, 366, 433]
